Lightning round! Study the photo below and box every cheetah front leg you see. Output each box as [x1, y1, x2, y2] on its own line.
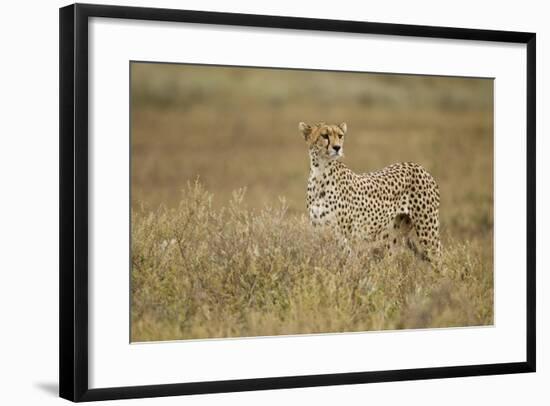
[334, 225, 354, 259]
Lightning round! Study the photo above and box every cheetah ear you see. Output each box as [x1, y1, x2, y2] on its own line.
[299, 122, 313, 140]
[338, 122, 347, 134]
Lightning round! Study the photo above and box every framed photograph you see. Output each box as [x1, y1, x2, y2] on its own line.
[59, 3, 536, 402]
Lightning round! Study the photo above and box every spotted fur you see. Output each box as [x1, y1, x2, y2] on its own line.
[299, 121, 441, 261]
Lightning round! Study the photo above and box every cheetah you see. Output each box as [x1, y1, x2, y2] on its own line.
[299, 121, 441, 261]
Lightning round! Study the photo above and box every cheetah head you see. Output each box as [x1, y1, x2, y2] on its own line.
[299, 122, 347, 160]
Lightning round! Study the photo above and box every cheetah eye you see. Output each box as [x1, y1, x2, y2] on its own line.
[321, 134, 329, 140]
[338, 134, 343, 139]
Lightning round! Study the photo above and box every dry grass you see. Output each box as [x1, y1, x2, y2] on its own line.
[131, 183, 493, 341]
[130, 63, 494, 341]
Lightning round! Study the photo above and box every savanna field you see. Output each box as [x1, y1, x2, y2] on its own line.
[131, 64, 494, 341]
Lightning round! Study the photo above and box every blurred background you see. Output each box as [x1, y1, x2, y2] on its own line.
[131, 62, 493, 242]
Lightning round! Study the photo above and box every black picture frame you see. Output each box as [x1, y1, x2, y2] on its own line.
[59, 3, 536, 402]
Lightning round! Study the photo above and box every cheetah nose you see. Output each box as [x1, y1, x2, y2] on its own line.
[333, 145, 341, 152]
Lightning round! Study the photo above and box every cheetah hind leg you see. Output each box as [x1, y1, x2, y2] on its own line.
[365, 214, 411, 260]
[383, 213, 441, 267]
[405, 219, 442, 266]
[366, 214, 416, 261]
[386, 213, 415, 258]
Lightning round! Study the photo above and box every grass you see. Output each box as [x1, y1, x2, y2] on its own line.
[130, 63, 494, 341]
[131, 183, 493, 342]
